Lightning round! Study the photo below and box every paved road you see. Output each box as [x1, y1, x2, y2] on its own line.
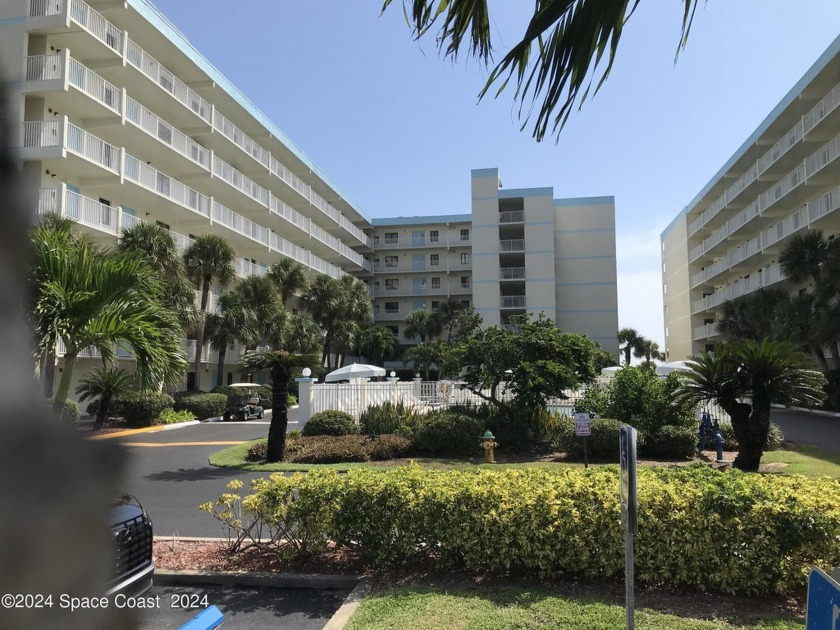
[136, 583, 348, 630]
[770, 407, 840, 455]
[112, 409, 299, 537]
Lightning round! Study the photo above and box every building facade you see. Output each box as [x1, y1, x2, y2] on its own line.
[662, 34, 840, 360]
[4, 0, 620, 397]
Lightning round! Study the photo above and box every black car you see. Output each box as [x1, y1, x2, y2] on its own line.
[107, 494, 154, 597]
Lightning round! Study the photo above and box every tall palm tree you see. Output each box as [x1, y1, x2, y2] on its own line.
[118, 222, 198, 327]
[617, 328, 644, 366]
[268, 257, 310, 307]
[774, 292, 831, 372]
[32, 235, 187, 404]
[30, 213, 78, 398]
[404, 309, 441, 344]
[633, 338, 664, 366]
[358, 326, 396, 365]
[240, 350, 319, 462]
[75, 366, 134, 430]
[383, 0, 700, 141]
[234, 275, 282, 350]
[717, 287, 787, 342]
[205, 292, 259, 388]
[183, 235, 236, 390]
[284, 314, 323, 354]
[678, 340, 825, 471]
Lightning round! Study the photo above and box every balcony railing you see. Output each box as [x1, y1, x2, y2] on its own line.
[25, 54, 63, 81]
[499, 211, 524, 223]
[123, 155, 211, 217]
[212, 155, 270, 207]
[692, 263, 787, 313]
[500, 267, 526, 280]
[67, 123, 120, 172]
[499, 239, 525, 252]
[212, 201, 269, 246]
[30, 0, 64, 17]
[68, 58, 121, 113]
[212, 109, 270, 168]
[501, 296, 526, 308]
[803, 80, 840, 135]
[125, 96, 211, 169]
[22, 120, 60, 148]
[68, 0, 122, 54]
[693, 323, 721, 341]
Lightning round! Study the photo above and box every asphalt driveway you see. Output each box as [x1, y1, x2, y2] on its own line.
[770, 407, 840, 455]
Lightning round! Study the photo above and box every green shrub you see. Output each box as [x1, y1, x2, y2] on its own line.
[158, 408, 195, 425]
[51, 399, 80, 423]
[642, 425, 696, 459]
[302, 410, 358, 436]
[173, 392, 227, 419]
[447, 403, 557, 451]
[117, 391, 175, 427]
[359, 401, 421, 436]
[414, 410, 485, 456]
[714, 422, 785, 451]
[221, 465, 840, 594]
[553, 417, 629, 462]
[246, 435, 413, 464]
[287, 394, 297, 407]
[247, 439, 268, 462]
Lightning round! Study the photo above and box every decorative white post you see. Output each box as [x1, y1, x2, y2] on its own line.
[296, 368, 316, 425]
[413, 373, 422, 400]
[388, 371, 399, 404]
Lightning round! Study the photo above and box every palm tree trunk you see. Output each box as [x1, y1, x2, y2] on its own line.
[813, 347, 830, 373]
[733, 403, 771, 472]
[216, 342, 227, 389]
[193, 279, 210, 391]
[42, 347, 56, 399]
[622, 347, 631, 366]
[54, 351, 77, 405]
[93, 394, 110, 431]
[266, 369, 290, 462]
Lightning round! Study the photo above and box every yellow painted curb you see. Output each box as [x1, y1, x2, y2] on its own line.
[123, 441, 246, 448]
[86, 420, 199, 440]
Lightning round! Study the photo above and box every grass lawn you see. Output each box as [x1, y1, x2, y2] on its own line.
[345, 584, 803, 630]
[209, 438, 840, 478]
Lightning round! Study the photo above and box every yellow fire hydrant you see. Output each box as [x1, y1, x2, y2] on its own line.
[480, 430, 498, 464]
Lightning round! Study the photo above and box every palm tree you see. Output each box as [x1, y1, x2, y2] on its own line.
[75, 367, 134, 430]
[268, 257, 310, 307]
[383, 0, 700, 141]
[32, 235, 187, 404]
[358, 326, 396, 365]
[284, 314, 323, 354]
[404, 309, 442, 344]
[405, 340, 444, 381]
[633, 338, 664, 367]
[240, 350, 319, 462]
[118, 222, 198, 327]
[774, 292, 831, 372]
[717, 288, 787, 342]
[678, 340, 825, 471]
[183, 235, 236, 390]
[234, 275, 282, 350]
[617, 328, 644, 366]
[205, 292, 259, 388]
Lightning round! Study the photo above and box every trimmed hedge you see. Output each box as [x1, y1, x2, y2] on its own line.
[223, 465, 840, 595]
[247, 435, 413, 464]
[118, 392, 175, 427]
[173, 392, 227, 419]
[302, 410, 358, 437]
[414, 410, 485, 457]
[641, 425, 696, 460]
[553, 417, 630, 462]
[51, 399, 80, 423]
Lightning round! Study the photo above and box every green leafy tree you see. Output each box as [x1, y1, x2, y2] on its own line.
[234, 275, 282, 350]
[383, 0, 700, 140]
[403, 309, 442, 343]
[183, 235, 236, 390]
[456, 314, 598, 415]
[205, 292, 259, 388]
[240, 350, 319, 462]
[75, 367, 134, 430]
[32, 235, 187, 404]
[404, 340, 446, 380]
[358, 326, 396, 365]
[678, 340, 825, 471]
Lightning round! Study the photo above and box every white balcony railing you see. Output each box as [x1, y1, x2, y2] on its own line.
[30, 0, 64, 17]
[123, 155, 211, 217]
[212, 109, 270, 168]
[270, 194, 310, 233]
[25, 54, 63, 81]
[212, 201, 269, 246]
[499, 211, 524, 223]
[212, 156, 269, 207]
[692, 263, 788, 313]
[68, 58, 121, 113]
[693, 323, 721, 341]
[501, 296, 526, 308]
[803, 80, 840, 135]
[499, 239, 525, 252]
[124, 97, 211, 169]
[500, 267, 526, 280]
[66, 123, 120, 172]
[22, 120, 61, 148]
[68, 0, 122, 54]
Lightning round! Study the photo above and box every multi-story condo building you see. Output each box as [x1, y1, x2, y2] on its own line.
[373, 168, 620, 357]
[662, 34, 840, 361]
[3, 0, 620, 396]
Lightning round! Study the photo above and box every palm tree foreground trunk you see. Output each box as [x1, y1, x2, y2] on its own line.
[266, 368, 290, 463]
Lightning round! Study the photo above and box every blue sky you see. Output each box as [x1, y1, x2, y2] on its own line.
[148, 0, 840, 348]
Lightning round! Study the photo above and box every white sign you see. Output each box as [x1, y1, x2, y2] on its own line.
[574, 412, 591, 437]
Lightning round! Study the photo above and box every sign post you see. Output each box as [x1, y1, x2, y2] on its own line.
[619, 425, 638, 630]
[806, 566, 840, 629]
[574, 412, 591, 469]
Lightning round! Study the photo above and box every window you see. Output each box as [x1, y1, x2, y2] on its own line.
[431, 277, 441, 289]
[460, 228, 470, 241]
[387, 326, 399, 337]
[460, 300, 470, 308]
[384, 232, 398, 244]
[373, 235, 380, 245]
[413, 300, 425, 310]
[385, 255, 398, 268]
[461, 253, 470, 265]
[460, 276, 470, 289]
[385, 302, 399, 313]
[385, 279, 399, 290]
[431, 301, 440, 312]
[430, 254, 440, 266]
[705, 344, 716, 353]
[430, 230, 439, 242]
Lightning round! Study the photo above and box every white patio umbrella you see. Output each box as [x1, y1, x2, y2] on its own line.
[655, 360, 692, 376]
[600, 365, 622, 377]
[324, 363, 387, 382]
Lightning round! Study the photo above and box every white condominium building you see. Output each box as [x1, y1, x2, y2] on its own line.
[662, 34, 840, 361]
[2, 0, 620, 395]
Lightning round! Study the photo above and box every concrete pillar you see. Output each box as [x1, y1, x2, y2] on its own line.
[388, 374, 398, 404]
[295, 376, 316, 424]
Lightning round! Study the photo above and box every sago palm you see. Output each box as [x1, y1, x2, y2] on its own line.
[76, 367, 134, 430]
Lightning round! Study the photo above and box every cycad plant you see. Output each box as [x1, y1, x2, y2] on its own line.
[75, 367, 135, 430]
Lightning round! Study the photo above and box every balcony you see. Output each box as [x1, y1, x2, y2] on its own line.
[375, 311, 404, 321]
[124, 97, 211, 170]
[501, 296, 526, 309]
[691, 263, 787, 313]
[123, 155, 210, 218]
[693, 323, 722, 341]
[29, 0, 123, 56]
[57, 339, 135, 360]
[212, 201, 269, 247]
[499, 239, 525, 253]
[212, 109, 271, 169]
[499, 211, 524, 224]
[803, 79, 840, 136]
[21, 119, 120, 176]
[500, 267, 526, 280]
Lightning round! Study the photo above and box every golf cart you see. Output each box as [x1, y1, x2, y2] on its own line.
[223, 383, 264, 422]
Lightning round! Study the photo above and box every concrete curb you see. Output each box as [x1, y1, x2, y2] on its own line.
[773, 404, 840, 418]
[322, 578, 373, 630]
[87, 420, 200, 440]
[155, 569, 359, 590]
